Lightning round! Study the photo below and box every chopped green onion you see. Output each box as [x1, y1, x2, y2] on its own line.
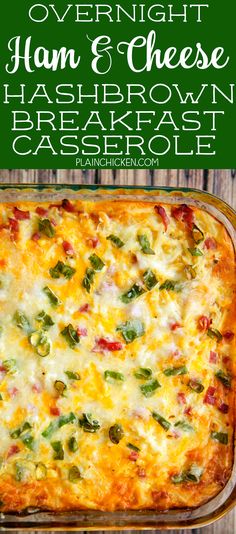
[13, 310, 32, 333]
[15, 462, 25, 482]
[143, 269, 158, 290]
[68, 465, 81, 482]
[171, 473, 186, 484]
[163, 366, 188, 377]
[35, 310, 54, 330]
[138, 235, 155, 255]
[22, 435, 35, 451]
[134, 367, 152, 380]
[107, 234, 124, 248]
[184, 265, 196, 280]
[68, 436, 78, 453]
[61, 324, 80, 349]
[51, 440, 64, 460]
[79, 413, 100, 433]
[29, 330, 51, 357]
[192, 224, 204, 244]
[82, 268, 95, 293]
[38, 218, 55, 238]
[44, 427, 55, 450]
[10, 421, 32, 439]
[49, 260, 76, 280]
[215, 370, 231, 389]
[89, 254, 105, 271]
[188, 379, 204, 393]
[188, 247, 203, 257]
[152, 412, 171, 431]
[104, 370, 125, 383]
[35, 462, 47, 480]
[159, 280, 178, 291]
[109, 424, 124, 444]
[127, 443, 140, 452]
[43, 286, 61, 307]
[42, 412, 76, 439]
[211, 431, 228, 445]
[3, 359, 17, 375]
[207, 328, 223, 342]
[140, 379, 161, 397]
[174, 420, 194, 432]
[54, 380, 67, 396]
[117, 319, 145, 344]
[172, 465, 203, 484]
[57, 412, 76, 428]
[120, 283, 145, 304]
[0, 393, 3, 401]
[65, 370, 81, 381]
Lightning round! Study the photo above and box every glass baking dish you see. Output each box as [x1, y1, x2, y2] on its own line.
[0, 183, 235, 531]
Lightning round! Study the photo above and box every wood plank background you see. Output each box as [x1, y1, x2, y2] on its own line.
[0, 168, 235, 534]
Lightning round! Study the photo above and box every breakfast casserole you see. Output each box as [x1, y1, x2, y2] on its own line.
[0, 198, 234, 512]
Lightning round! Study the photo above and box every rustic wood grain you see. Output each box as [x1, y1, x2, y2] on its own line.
[0, 168, 235, 533]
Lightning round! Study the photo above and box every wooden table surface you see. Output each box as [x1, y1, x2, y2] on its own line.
[0, 168, 235, 533]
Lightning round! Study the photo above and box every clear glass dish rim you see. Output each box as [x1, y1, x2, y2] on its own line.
[0, 183, 234, 530]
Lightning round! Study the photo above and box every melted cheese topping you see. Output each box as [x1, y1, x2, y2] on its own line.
[0, 199, 234, 512]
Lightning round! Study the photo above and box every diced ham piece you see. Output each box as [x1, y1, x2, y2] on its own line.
[198, 315, 211, 332]
[131, 253, 138, 265]
[87, 237, 99, 248]
[62, 199, 75, 212]
[171, 322, 182, 331]
[50, 406, 61, 416]
[218, 402, 229, 414]
[184, 406, 192, 416]
[171, 204, 194, 228]
[137, 467, 146, 478]
[49, 203, 63, 215]
[128, 451, 139, 462]
[152, 490, 168, 502]
[92, 338, 123, 352]
[204, 237, 217, 250]
[172, 349, 181, 360]
[76, 327, 88, 337]
[7, 445, 20, 458]
[0, 224, 9, 231]
[209, 351, 217, 364]
[9, 218, 19, 243]
[223, 331, 234, 342]
[79, 303, 90, 313]
[154, 205, 170, 231]
[8, 387, 19, 398]
[177, 392, 186, 405]
[32, 232, 41, 242]
[9, 218, 19, 238]
[223, 356, 230, 365]
[36, 207, 48, 217]
[32, 383, 42, 393]
[13, 207, 30, 220]
[204, 386, 216, 405]
[62, 240, 75, 256]
[171, 430, 180, 439]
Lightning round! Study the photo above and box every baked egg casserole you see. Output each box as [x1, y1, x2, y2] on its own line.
[0, 198, 234, 512]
